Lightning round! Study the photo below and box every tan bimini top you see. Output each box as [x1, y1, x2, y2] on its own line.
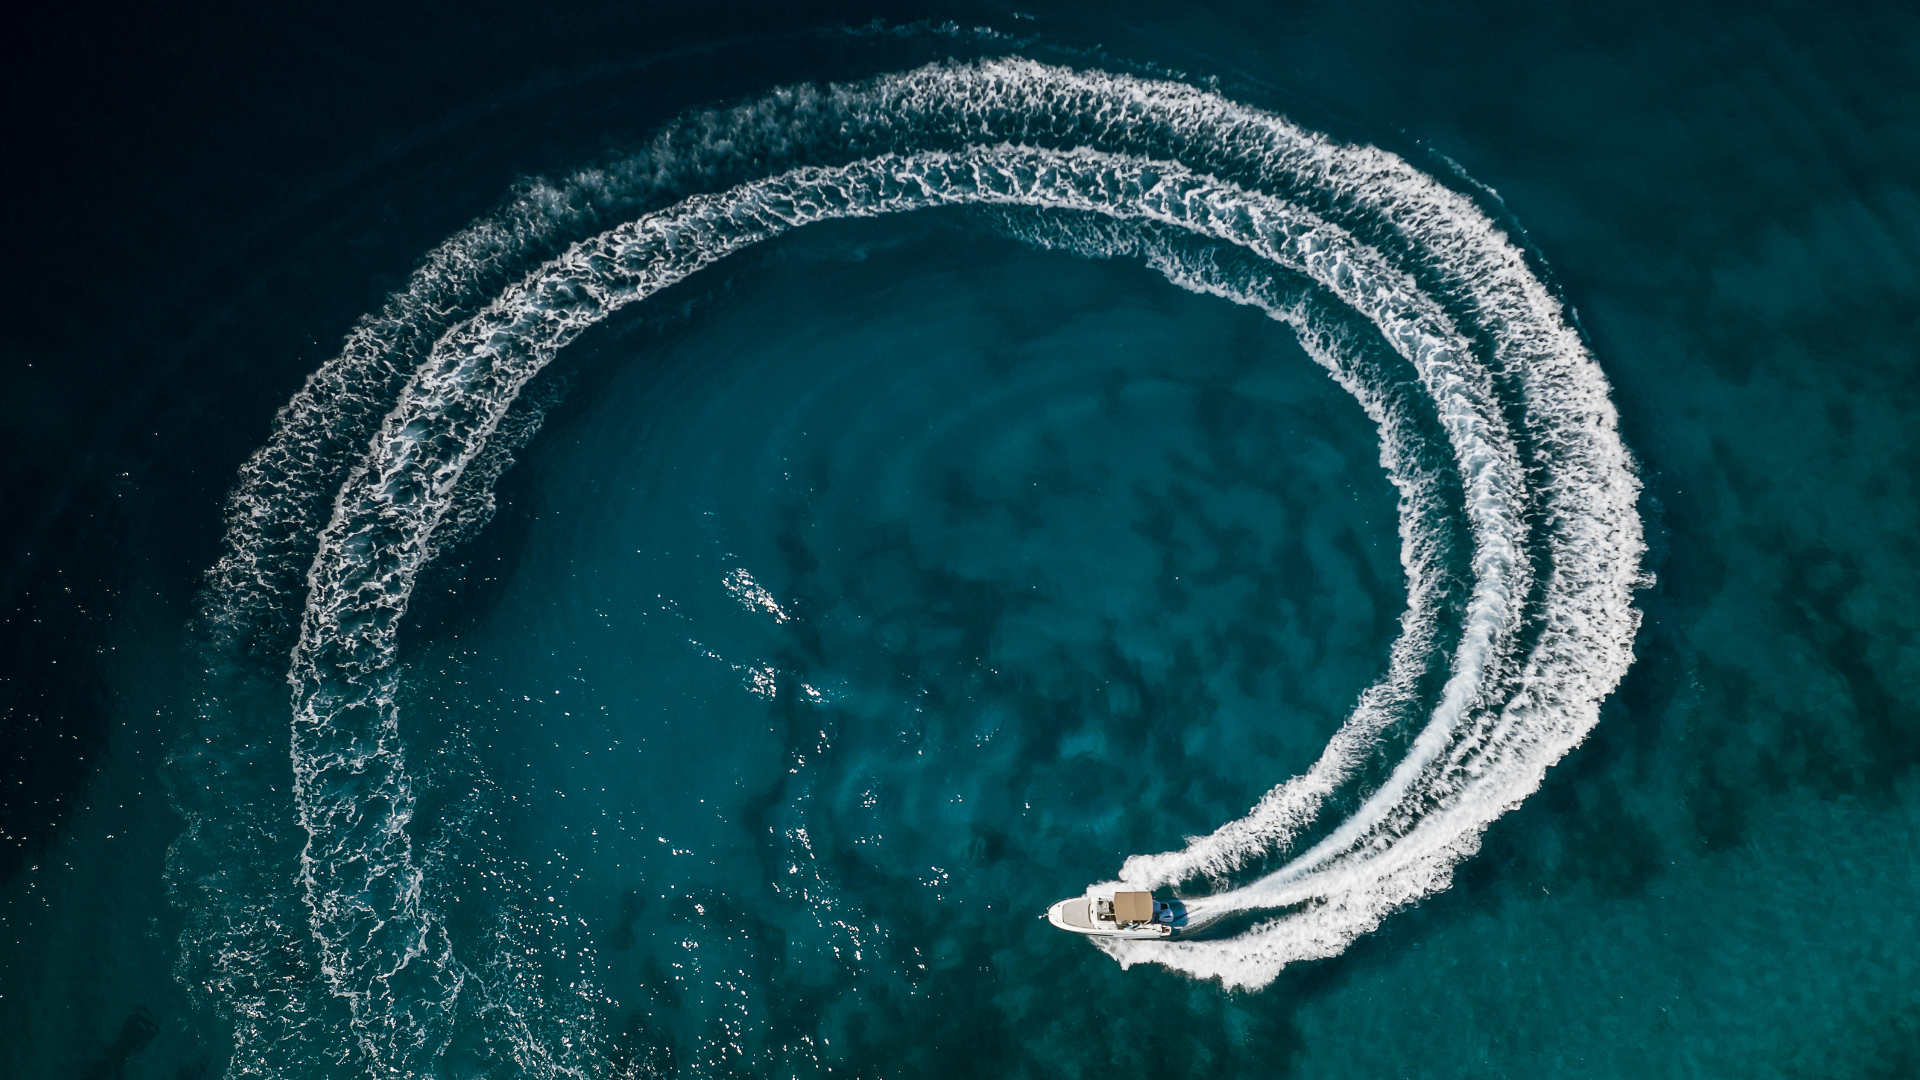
[1113, 891, 1153, 923]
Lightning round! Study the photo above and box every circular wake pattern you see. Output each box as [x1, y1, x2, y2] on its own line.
[179, 58, 1642, 1075]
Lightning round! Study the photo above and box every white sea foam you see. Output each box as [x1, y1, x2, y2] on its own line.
[187, 57, 1643, 1070]
[724, 568, 793, 622]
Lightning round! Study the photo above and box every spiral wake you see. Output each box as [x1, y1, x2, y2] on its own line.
[175, 58, 1642, 1075]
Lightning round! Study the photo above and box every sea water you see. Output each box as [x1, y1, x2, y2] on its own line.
[390, 221, 1405, 1075]
[2, 5, 1917, 1080]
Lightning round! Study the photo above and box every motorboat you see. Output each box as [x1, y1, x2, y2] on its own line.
[1046, 890, 1181, 939]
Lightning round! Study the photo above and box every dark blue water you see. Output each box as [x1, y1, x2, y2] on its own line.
[4, 4, 1918, 1078]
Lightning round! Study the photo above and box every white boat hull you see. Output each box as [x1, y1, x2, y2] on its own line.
[1046, 895, 1174, 939]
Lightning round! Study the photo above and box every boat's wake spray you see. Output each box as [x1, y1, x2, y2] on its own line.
[181, 57, 1643, 1074]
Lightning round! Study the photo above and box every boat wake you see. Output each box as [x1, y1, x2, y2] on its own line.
[171, 56, 1643, 1075]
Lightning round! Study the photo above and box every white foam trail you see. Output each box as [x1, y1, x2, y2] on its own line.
[724, 569, 793, 623]
[998, 215, 1471, 874]
[288, 147, 1536, 1055]
[188, 57, 1642, 1069]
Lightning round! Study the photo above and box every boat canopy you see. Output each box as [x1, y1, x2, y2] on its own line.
[1113, 891, 1153, 923]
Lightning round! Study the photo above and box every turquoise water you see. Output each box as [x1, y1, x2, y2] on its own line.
[3, 5, 1918, 1079]
[392, 224, 1405, 1075]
